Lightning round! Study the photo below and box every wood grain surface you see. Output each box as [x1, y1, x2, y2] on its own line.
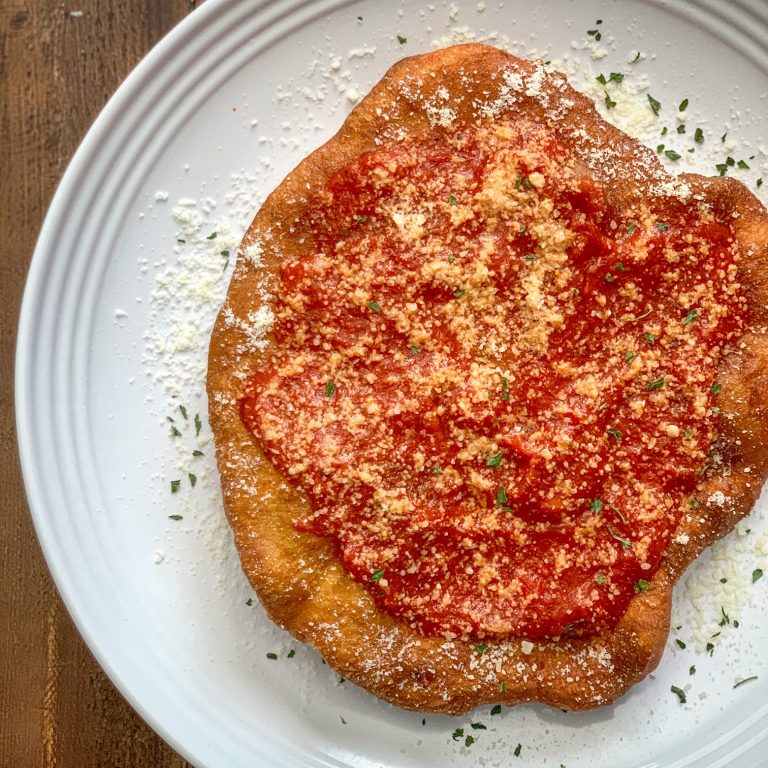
[0, 2, 201, 765]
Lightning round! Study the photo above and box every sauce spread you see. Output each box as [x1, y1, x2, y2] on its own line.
[239, 116, 745, 640]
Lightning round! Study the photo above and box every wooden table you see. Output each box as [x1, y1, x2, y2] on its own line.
[1, 2, 200, 764]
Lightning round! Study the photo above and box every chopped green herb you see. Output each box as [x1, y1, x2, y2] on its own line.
[246, 598, 253, 606]
[605, 272, 615, 282]
[677, 125, 686, 135]
[476, 643, 487, 655]
[432, 466, 443, 475]
[706, 641, 715, 656]
[587, 29, 602, 41]
[266, 652, 278, 660]
[498, 682, 506, 692]
[711, 383, 722, 395]
[287, 649, 295, 658]
[627, 222, 637, 235]
[177, 238, 186, 244]
[486, 452, 503, 468]
[631, 51, 642, 62]
[515, 176, 533, 190]
[339, 227, 349, 236]
[523, 253, 535, 263]
[616, 262, 626, 272]
[694, 127, 704, 143]
[648, 94, 661, 115]
[737, 159, 750, 169]
[340, 716, 347, 725]
[647, 377, 665, 390]
[657, 144, 666, 154]
[368, 300, 381, 312]
[596, 72, 624, 85]
[371, 569, 384, 582]
[753, 568, 764, 583]
[470, 722, 487, 730]
[691, 498, 701, 509]
[716, 163, 729, 176]
[194, 413, 202, 437]
[465, 735, 475, 747]
[683, 309, 699, 325]
[679, 98, 689, 112]
[325, 380, 336, 398]
[168, 514, 183, 521]
[591, 499, 604, 513]
[604, 92, 617, 110]
[496, 486, 508, 506]
[689, 665, 696, 675]
[447, 254, 456, 263]
[595, 573, 607, 585]
[206, 232, 217, 240]
[447, 194, 458, 205]
[665, 150, 682, 161]
[410, 345, 420, 355]
[733, 676, 758, 689]
[170, 479, 181, 493]
[188, 473, 197, 487]
[170, 425, 182, 438]
[491, 704, 502, 715]
[606, 427, 622, 442]
[634, 579, 650, 593]
[514, 743, 523, 757]
[758, 178, 764, 187]
[178, 405, 188, 420]
[657, 222, 669, 231]
[675, 639, 686, 649]
[454, 289, 465, 298]
[452, 728, 464, 741]
[397, 34, 407, 44]
[192, 449, 203, 457]
[356, 216, 369, 225]
[625, 351, 637, 363]
[645, 332, 656, 345]
[671, 685, 687, 704]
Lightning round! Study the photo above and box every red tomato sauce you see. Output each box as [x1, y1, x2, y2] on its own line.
[240, 117, 745, 640]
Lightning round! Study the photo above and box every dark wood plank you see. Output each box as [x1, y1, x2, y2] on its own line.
[0, 1, 200, 765]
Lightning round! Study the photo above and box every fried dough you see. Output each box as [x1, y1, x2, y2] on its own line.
[207, 44, 768, 713]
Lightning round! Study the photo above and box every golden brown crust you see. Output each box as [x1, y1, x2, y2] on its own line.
[207, 44, 768, 713]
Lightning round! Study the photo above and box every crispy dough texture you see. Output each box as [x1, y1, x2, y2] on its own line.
[207, 44, 768, 713]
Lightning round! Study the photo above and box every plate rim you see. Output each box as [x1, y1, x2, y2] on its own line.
[14, 0, 768, 765]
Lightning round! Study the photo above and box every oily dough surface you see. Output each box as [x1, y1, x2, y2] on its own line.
[207, 44, 768, 713]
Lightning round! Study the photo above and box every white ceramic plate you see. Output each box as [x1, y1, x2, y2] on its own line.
[16, 1, 768, 766]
